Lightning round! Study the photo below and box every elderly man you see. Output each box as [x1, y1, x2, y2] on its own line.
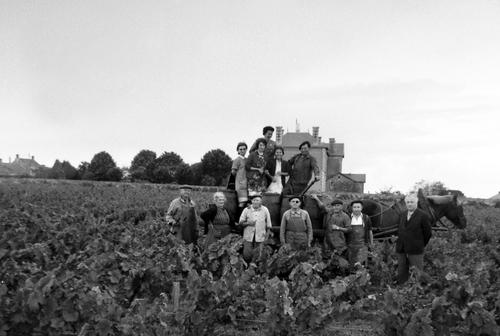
[283, 141, 320, 195]
[311, 195, 351, 254]
[250, 126, 276, 161]
[347, 200, 373, 266]
[280, 195, 313, 249]
[165, 185, 198, 244]
[396, 193, 432, 284]
[238, 194, 272, 263]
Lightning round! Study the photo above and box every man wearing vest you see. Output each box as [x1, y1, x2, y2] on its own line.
[280, 196, 313, 249]
[347, 200, 373, 266]
[396, 193, 432, 284]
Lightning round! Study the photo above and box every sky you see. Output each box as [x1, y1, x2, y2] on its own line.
[1, 0, 499, 198]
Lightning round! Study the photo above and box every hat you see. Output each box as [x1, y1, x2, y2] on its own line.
[179, 185, 193, 190]
[350, 200, 363, 207]
[289, 195, 302, 202]
[331, 198, 343, 206]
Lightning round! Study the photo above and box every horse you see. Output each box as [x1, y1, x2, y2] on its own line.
[356, 190, 467, 238]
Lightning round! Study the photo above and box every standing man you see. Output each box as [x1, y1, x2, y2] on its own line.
[280, 195, 313, 249]
[283, 141, 320, 195]
[250, 126, 276, 161]
[238, 195, 272, 263]
[396, 193, 432, 284]
[311, 195, 351, 255]
[165, 185, 198, 244]
[347, 200, 373, 266]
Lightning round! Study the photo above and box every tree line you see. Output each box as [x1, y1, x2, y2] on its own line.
[35, 149, 233, 186]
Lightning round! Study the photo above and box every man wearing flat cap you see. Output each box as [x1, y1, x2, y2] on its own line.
[311, 195, 351, 254]
[165, 185, 198, 244]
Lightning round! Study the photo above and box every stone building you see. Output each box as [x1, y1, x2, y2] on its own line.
[0, 154, 43, 177]
[275, 126, 365, 193]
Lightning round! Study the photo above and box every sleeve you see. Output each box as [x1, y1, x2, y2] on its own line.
[249, 139, 258, 153]
[280, 211, 288, 244]
[310, 156, 320, 176]
[245, 152, 255, 171]
[364, 215, 373, 245]
[265, 207, 272, 229]
[231, 157, 240, 171]
[422, 212, 432, 246]
[200, 208, 213, 234]
[305, 211, 313, 245]
[238, 207, 248, 225]
[165, 199, 179, 223]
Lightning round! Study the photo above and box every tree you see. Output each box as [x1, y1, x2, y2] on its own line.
[88, 151, 121, 181]
[49, 160, 65, 179]
[412, 180, 448, 196]
[149, 152, 184, 184]
[189, 162, 203, 185]
[78, 161, 93, 180]
[200, 149, 232, 186]
[130, 150, 156, 181]
[61, 161, 79, 180]
[175, 163, 193, 185]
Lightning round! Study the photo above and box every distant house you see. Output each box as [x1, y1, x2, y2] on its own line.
[0, 154, 44, 177]
[275, 126, 366, 193]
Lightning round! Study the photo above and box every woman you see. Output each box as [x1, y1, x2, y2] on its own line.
[231, 142, 248, 216]
[245, 138, 268, 196]
[265, 146, 290, 194]
[280, 196, 313, 249]
[200, 192, 235, 245]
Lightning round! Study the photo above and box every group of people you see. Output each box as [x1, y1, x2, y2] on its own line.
[230, 126, 320, 219]
[165, 126, 433, 284]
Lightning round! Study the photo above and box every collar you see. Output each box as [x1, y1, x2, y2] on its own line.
[238, 154, 246, 159]
[351, 213, 363, 218]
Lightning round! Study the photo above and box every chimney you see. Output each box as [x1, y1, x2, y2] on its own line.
[16, 154, 19, 159]
[0, 158, 2, 163]
[312, 126, 319, 141]
[318, 136, 322, 143]
[31, 155, 35, 160]
[329, 138, 336, 144]
[276, 126, 284, 145]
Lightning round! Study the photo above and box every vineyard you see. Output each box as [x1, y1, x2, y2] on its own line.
[0, 178, 499, 336]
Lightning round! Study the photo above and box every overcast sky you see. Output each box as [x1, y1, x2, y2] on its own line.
[1, 0, 499, 198]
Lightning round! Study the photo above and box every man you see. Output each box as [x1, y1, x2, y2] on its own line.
[311, 195, 351, 254]
[165, 185, 198, 244]
[280, 195, 313, 249]
[250, 126, 276, 161]
[347, 200, 373, 266]
[238, 194, 272, 263]
[283, 141, 320, 195]
[396, 193, 432, 284]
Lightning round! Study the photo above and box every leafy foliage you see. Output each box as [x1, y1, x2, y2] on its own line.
[87, 151, 121, 181]
[0, 179, 499, 336]
[130, 150, 157, 181]
[200, 149, 232, 186]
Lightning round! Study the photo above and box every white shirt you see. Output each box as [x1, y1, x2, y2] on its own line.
[239, 206, 272, 242]
[351, 214, 364, 226]
[407, 211, 414, 221]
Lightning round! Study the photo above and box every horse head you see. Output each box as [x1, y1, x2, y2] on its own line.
[426, 194, 467, 229]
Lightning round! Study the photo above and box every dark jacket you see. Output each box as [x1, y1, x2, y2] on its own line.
[396, 208, 432, 254]
[200, 204, 236, 234]
[265, 159, 291, 186]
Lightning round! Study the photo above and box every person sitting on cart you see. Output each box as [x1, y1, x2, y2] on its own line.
[280, 195, 313, 249]
[264, 146, 290, 194]
[283, 141, 320, 195]
[249, 126, 276, 161]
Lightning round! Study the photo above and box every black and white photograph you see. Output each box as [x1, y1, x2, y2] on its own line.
[1, 1, 499, 335]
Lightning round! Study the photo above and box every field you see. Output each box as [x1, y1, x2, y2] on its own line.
[0, 178, 499, 336]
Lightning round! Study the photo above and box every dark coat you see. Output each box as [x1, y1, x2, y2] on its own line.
[396, 208, 432, 254]
[265, 159, 291, 187]
[200, 204, 236, 234]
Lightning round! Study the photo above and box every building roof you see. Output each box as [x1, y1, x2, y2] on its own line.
[327, 172, 366, 183]
[489, 192, 500, 201]
[281, 132, 328, 149]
